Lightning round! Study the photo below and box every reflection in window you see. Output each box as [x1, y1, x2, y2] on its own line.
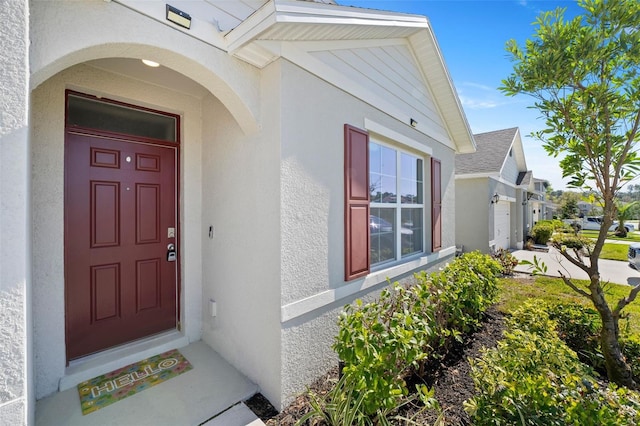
[370, 142, 424, 266]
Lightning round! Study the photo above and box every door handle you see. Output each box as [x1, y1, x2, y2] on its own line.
[167, 243, 176, 262]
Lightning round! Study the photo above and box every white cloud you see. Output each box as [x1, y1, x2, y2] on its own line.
[458, 95, 500, 109]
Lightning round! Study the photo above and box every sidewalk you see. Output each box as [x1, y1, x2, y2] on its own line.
[512, 247, 640, 287]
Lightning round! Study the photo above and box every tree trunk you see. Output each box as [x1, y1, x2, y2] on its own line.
[590, 278, 637, 389]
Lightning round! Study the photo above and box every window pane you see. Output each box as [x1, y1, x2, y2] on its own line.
[67, 94, 177, 142]
[370, 143, 381, 175]
[401, 155, 423, 204]
[370, 208, 396, 265]
[380, 145, 396, 177]
[379, 176, 397, 203]
[401, 209, 423, 257]
[370, 173, 381, 202]
[400, 180, 422, 204]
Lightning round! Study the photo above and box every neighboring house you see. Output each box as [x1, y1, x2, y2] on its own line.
[1, 0, 476, 423]
[531, 177, 550, 223]
[455, 127, 534, 253]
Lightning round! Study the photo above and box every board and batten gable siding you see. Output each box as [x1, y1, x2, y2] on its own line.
[501, 149, 521, 183]
[310, 45, 447, 138]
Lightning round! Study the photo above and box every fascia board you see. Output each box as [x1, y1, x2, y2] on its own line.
[227, 0, 429, 54]
[226, 2, 278, 53]
[408, 29, 476, 155]
[273, 0, 430, 27]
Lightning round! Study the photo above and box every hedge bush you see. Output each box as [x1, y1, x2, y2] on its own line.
[530, 220, 555, 244]
[332, 252, 500, 416]
[466, 301, 640, 425]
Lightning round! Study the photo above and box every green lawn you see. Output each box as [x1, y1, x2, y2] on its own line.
[581, 229, 640, 242]
[600, 243, 631, 261]
[499, 276, 640, 337]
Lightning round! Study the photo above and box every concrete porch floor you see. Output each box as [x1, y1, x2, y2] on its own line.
[35, 341, 265, 426]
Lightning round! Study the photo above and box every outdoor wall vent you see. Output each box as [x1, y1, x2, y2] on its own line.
[166, 4, 191, 29]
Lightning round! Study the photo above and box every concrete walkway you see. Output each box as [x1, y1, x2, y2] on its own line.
[36, 341, 264, 426]
[512, 247, 640, 287]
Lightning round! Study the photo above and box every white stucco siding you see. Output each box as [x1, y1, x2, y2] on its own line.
[29, 0, 261, 135]
[0, 0, 30, 424]
[199, 64, 282, 408]
[310, 44, 448, 141]
[31, 64, 206, 399]
[277, 59, 457, 407]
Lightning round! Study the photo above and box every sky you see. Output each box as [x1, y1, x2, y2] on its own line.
[337, 0, 585, 191]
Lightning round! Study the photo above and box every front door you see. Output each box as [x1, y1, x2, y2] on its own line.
[64, 131, 178, 361]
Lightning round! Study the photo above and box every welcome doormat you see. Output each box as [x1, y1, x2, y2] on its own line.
[77, 349, 193, 415]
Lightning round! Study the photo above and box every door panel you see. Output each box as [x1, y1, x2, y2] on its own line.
[65, 132, 178, 361]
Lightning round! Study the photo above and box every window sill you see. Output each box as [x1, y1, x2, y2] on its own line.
[280, 245, 455, 324]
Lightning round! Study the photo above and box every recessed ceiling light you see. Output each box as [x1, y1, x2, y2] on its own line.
[142, 59, 160, 68]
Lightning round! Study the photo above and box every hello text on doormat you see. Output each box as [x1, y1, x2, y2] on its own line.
[77, 349, 193, 415]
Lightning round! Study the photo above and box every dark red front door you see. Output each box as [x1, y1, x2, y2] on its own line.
[64, 132, 178, 361]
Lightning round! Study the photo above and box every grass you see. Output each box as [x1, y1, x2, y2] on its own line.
[499, 276, 640, 337]
[581, 229, 640, 242]
[600, 243, 631, 261]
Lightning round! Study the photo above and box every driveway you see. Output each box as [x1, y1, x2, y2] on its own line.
[512, 247, 640, 287]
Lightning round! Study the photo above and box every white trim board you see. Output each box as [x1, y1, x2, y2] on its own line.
[280, 246, 455, 323]
[365, 119, 433, 156]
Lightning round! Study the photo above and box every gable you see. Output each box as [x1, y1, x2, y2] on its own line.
[310, 44, 448, 143]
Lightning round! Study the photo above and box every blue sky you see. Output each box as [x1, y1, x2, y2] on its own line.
[338, 0, 584, 191]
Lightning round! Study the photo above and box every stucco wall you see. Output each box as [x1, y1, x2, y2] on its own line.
[456, 178, 490, 253]
[278, 60, 457, 406]
[29, 0, 260, 136]
[0, 0, 30, 424]
[31, 64, 206, 399]
[199, 63, 282, 407]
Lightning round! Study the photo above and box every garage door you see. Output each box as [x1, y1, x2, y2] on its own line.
[493, 201, 510, 250]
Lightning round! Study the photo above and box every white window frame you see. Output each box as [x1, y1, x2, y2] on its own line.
[370, 138, 425, 267]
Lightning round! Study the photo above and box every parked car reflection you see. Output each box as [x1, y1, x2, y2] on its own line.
[370, 215, 413, 235]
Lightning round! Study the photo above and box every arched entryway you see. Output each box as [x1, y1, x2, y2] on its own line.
[30, 52, 254, 398]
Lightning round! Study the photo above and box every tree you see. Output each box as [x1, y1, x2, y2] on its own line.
[501, 0, 640, 388]
[615, 201, 637, 237]
[558, 191, 581, 218]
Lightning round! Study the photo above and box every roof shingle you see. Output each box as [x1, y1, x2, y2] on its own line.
[455, 127, 519, 175]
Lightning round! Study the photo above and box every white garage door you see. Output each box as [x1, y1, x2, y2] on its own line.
[493, 201, 510, 250]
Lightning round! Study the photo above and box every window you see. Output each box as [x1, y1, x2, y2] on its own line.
[369, 142, 424, 266]
[345, 124, 438, 281]
[66, 92, 178, 142]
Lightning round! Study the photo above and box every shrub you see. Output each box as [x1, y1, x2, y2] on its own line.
[546, 302, 602, 369]
[492, 248, 519, 275]
[333, 283, 434, 415]
[621, 336, 640, 382]
[332, 252, 500, 417]
[551, 233, 594, 251]
[466, 302, 640, 425]
[531, 220, 555, 244]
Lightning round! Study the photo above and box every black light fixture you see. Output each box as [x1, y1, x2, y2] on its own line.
[166, 4, 191, 29]
[410, 118, 418, 128]
[491, 193, 500, 204]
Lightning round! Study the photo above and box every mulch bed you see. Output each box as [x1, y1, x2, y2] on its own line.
[245, 305, 508, 425]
